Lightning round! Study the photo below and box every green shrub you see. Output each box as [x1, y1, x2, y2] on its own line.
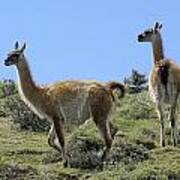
[1, 94, 50, 132]
[116, 91, 157, 120]
[0, 80, 17, 98]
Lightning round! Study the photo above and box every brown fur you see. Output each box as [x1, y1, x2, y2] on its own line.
[4, 43, 125, 166]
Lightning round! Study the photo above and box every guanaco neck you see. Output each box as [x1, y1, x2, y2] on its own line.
[151, 32, 164, 66]
[16, 56, 40, 100]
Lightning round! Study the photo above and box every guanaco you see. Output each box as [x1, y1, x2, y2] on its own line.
[138, 22, 180, 146]
[4, 42, 125, 166]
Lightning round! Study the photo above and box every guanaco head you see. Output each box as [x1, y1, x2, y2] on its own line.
[4, 41, 26, 66]
[137, 22, 163, 43]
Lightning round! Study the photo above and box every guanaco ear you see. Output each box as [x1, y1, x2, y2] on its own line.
[154, 22, 159, 31]
[154, 22, 162, 31]
[20, 43, 26, 53]
[15, 41, 19, 49]
[158, 24, 163, 29]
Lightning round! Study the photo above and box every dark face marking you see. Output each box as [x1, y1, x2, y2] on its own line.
[4, 52, 21, 66]
[137, 28, 154, 42]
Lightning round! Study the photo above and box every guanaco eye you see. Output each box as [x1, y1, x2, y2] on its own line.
[11, 54, 20, 58]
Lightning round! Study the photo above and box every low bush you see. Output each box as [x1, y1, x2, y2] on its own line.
[116, 91, 157, 120]
[0, 80, 17, 98]
[1, 94, 50, 132]
[65, 134, 149, 169]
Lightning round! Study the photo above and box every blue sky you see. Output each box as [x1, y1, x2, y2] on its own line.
[0, 1, 180, 84]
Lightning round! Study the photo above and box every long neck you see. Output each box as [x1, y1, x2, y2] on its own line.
[151, 33, 164, 65]
[16, 56, 39, 98]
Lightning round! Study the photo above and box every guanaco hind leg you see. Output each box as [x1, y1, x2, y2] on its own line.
[89, 87, 114, 162]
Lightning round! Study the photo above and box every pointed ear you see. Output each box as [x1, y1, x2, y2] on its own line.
[20, 43, 26, 53]
[15, 41, 19, 49]
[158, 24, 163, 29]
[154, 22, 159, 30]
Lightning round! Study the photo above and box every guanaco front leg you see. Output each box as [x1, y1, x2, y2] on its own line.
[169, 101, 178, 146]
[53, 119, 68, 167]
[156, 102, 165, 147]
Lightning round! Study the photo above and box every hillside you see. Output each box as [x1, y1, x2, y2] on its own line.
[0, 83, 180, 179]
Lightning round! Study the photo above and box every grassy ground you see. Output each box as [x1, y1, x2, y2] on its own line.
[0, 115, 180, 179]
